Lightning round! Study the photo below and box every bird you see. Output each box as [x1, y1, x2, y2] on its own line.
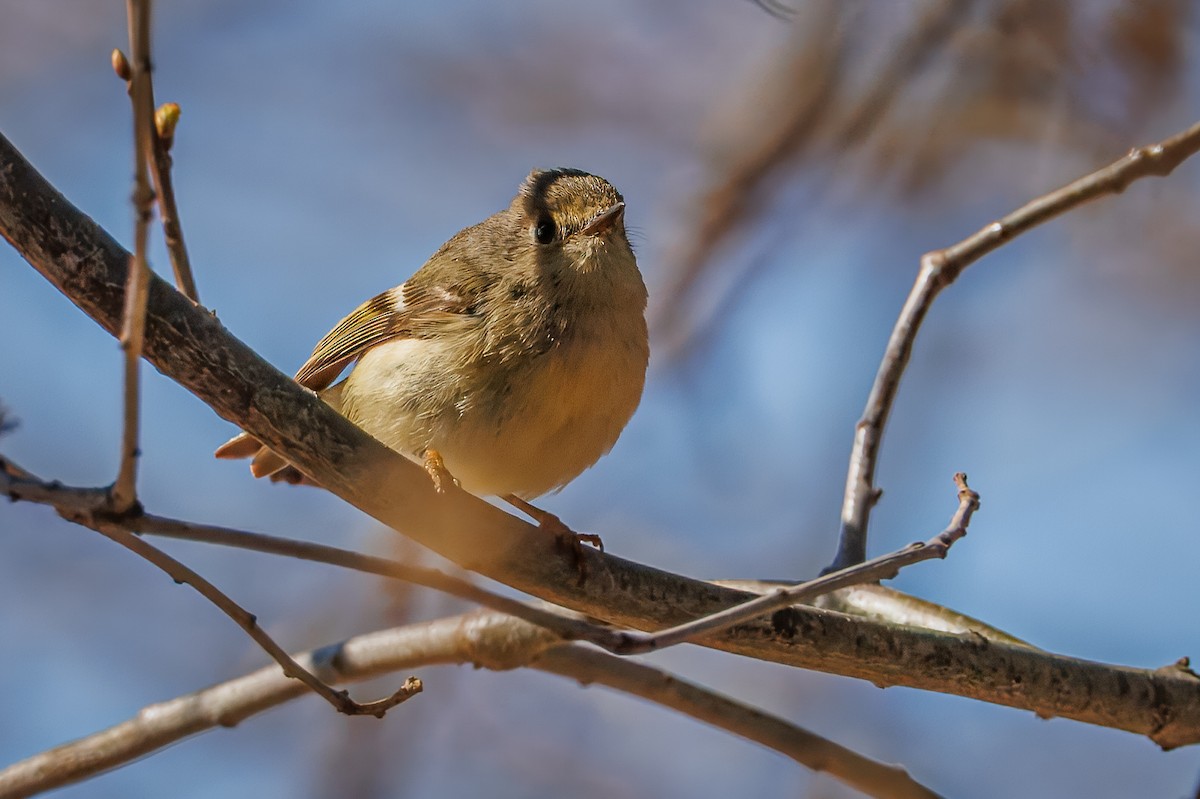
[216, 168, 649, 551]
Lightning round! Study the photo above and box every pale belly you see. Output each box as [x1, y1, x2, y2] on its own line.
[338, 322, 647, 498]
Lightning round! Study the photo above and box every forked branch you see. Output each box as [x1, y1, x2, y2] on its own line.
[830, 120, 1200, 571]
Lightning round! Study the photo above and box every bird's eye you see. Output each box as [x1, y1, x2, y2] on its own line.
[533, 216, 557, 244]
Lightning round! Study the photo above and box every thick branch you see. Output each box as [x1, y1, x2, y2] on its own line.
[2, 130, 1199, 747]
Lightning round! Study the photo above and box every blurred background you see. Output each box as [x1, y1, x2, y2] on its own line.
[3, 1, 1200, 796]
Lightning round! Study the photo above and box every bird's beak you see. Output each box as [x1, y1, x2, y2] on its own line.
[580, 202, 625, 236]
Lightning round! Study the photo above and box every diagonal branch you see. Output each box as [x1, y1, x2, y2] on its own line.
[0, 459, 420, 718]
[611, 473, 978, 655]
[539, 645, 943, 799]
[830, 119, 1200, 571]
[88, 520, 422, 718]
[146, 100, 197, 302]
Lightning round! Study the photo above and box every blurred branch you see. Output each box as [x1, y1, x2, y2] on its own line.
[3, 129, 1200, 746]
[537, 646, 941, 799]
[656, 0, 972, 356]
[0, 612, 943, 799]
[654, 0, 844, 353]
[749, 0, 796, 21]
[0, 459, 422, 718]
[830, 118, 1200, 571]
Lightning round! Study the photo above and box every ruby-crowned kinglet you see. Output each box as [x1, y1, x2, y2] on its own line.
[216, 168, 648, 509]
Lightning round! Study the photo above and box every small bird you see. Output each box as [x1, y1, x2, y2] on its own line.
[216, 168, 649, 549]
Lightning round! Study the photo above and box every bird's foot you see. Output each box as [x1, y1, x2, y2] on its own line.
[502, 494, 602, 584]
[422, 449, 459, 494]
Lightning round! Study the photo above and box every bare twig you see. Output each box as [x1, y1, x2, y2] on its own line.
[0, 612, 941, 799]
[109, 0, 155, 515]
[111, 15, 198, 518]
[113, 55, 197, 299]
[830, 119, 1200, 571]
[0, 460, 420, 718]
[748, 0, 795, 21]
[4, 128, 1200, 745]
[611, 473, 978, 655]
[147, 101, 197, 301]
[86, 520, 421, 718]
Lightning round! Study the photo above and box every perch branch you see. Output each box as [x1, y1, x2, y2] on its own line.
[6, 455, 975, 663]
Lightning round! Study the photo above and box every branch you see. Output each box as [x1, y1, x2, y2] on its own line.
[611, 473, 977, 654]
[1, 454, 979, 666]
[3, 128, 1200, 747]
[831, 119, 1200, 570]
[538, 647, 942, 799]
[147, 101, 197, 301]
[0, 460, 420, 718]
[113, 36, 198, 300]
[0, 455, 629, 652]
[0, 612, 943, 799]
[109, 0, 156, 515]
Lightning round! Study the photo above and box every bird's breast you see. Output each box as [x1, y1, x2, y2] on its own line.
[341, 304, 648, 499]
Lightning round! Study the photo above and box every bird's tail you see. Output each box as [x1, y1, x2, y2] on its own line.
[214, 384, 343, 485]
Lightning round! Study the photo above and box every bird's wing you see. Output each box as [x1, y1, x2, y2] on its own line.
[293, 279, 478, 391]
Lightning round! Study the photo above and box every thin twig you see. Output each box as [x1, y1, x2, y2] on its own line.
[148, 100, 197, 301]
[611, 473, 978, 655]
[113, 58, 196, 299]
[0, 612, 941, 799]
[110, 0, 155, 515]
[829, 119, 1200, 571]
[84, 520, 420, 717]
[0, 459, 420, 718]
